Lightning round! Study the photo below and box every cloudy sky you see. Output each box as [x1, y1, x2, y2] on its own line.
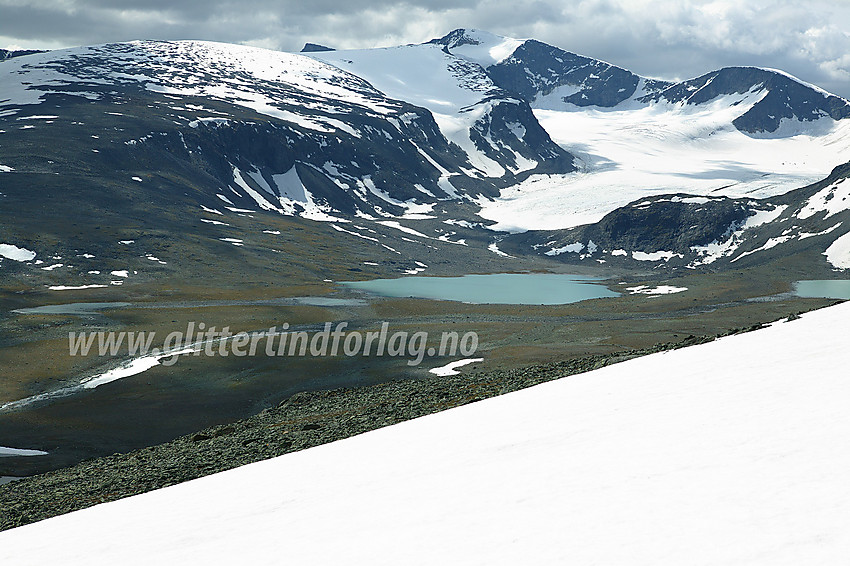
[2, 0, 849, 98]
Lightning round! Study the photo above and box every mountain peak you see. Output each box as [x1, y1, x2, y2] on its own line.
[429, 28, 496, 49]
[300, 42, 334, 53]
[715, 66, 846, 101]
[427, 28, 525, 67]
[643, 65, 850, 133]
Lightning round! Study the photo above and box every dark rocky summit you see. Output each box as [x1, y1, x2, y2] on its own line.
[300, 43, 334, 53]
[0, 48, 45, 61]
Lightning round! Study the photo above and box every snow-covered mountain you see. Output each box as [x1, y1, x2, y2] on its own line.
[643, 66, 850, 133]
[308, 30, 572, 179]
[436, 28, 850, 133]
[505, 161, 850, 270]
[465, 32, 672, 107]
[0, 40, 534, 216]
[2, 29, 850, 279]
[3, 300, 849, 564]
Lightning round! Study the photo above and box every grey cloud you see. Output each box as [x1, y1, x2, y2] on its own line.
[1, 0, 848, 98]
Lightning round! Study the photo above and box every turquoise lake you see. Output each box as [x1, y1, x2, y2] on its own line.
[793, 280, 850, 300]
[343, 273, 619, 305]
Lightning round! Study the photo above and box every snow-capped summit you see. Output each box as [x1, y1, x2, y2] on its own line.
[643, 66, 850, 133]
[427, 28, 526, 66]
[300, 42, 334, 53]
[426, 29, 670, 108]
[308, 33, 572, 179]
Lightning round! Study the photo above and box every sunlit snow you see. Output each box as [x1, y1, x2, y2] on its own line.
[479, 98, 850, 231]
[0, 243, 36, 262]
[429, 357, 484, 376]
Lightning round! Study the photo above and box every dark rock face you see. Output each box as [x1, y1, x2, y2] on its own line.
[300, 43, 334, 53]
[487, 40, 669, 107]
[420, 33, 578, 178]
[427, 28, 483, 51]
[0, 48, 45, 61]
[642, 67, 850, 134]
[467, 98, 575, 175]
[582, 196, 753, 253]
[504, 195, 754, 263]
[171, 106, 470, 215]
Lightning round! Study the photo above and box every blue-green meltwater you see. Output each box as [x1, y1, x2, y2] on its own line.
[343, 273, 619, 305]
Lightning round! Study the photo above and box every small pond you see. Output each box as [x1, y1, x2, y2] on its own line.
[343, 273, 619, 305]
[793, 280, 850, 300]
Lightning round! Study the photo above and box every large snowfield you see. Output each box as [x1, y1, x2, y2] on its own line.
[2, 301, 849, 564]
[479, 103, 850, 231]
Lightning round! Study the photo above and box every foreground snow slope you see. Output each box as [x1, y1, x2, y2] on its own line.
[3, 302, 850, 565]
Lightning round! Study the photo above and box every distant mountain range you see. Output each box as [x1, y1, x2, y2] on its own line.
[1, 28, 850, 286]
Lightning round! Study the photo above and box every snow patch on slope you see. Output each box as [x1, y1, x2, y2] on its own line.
[0, 446, 47, 457]
[689, 204, 788, 266]
[824, 230, 850, 269]
[429, 358, 484, 376]
[230, 165, 341, 222]
[627, 285, 688, 295]
[798, 178, 850, 220]
[0, 243, 36, 262]
[632, 251, 682, 262]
